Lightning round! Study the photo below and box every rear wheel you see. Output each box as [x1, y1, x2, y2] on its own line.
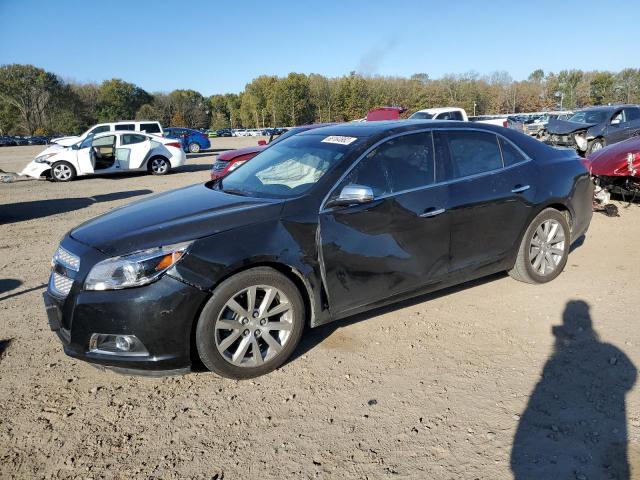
[188, 142, 201, 153]
[509, 208, 570, 284]
[195, 267, 305, 379]
[148, 156, 170, 175]
[51, 161, 76, 182]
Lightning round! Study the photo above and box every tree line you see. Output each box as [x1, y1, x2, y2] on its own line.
[1, 63, 639, 135]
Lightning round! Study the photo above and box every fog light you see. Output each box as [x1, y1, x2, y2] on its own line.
[89, 334, 148, 356]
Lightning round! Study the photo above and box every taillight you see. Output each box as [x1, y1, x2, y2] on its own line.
[166, 141, 181, 149]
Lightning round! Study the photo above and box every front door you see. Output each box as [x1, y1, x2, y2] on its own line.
[319, 131, 450, 316]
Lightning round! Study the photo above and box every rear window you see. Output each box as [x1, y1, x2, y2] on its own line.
[115, 124, 135, 131]
[499, 137, 527, 167]
[409, 112, 433, 120]
[140, 122, 161, 134]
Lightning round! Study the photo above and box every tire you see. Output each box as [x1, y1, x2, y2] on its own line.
[195, 267, 305, 379]
[50, 161, 76, 182]
[508, 208, 570, 284]
[188, 142, 201, 153]
[587, 138, 605, 155]
[148, 156, 171, 175]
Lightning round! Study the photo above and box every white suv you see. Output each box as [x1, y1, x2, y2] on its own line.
[52, 121, 164, 146]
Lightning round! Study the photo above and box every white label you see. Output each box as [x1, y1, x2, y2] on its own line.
[321, 136, 357, 145]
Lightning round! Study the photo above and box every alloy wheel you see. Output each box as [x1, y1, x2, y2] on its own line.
[151, 158, 168, 174]
[529, 219, 566, 276]
[215, 285, 293, 367]
[53, 164, 72, 181]
[189, 143, 200, 153]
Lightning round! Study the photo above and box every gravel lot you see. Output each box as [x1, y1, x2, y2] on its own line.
[1, 140, 639, 479]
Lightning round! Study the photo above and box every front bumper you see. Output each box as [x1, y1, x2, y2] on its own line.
[45, 242, 208, 373]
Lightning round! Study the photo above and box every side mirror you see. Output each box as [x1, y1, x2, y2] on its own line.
[327, 184, 375, 208]
[258, 140, 267, 146]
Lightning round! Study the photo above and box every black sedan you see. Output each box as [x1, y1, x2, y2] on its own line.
[44, 121, 593, 378]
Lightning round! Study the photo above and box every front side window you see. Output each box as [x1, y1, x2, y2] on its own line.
[92, 135, 116, 147]
[121, 134, 147, 146]
[140, 123, 161, 134]
[88, 125, 110, 135]
[218, 134, 357, 198]
[409, 111, 434, 120]
[443, 130, 503, 179]
[338, 132, 434, 197]
[114, 124, 135, 131]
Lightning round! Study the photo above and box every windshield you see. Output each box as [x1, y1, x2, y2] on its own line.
[268, 127, 301, 146]
[568, 110, 609, 124]
[409, 111, 434, 120]
[218, 134, 358, 198]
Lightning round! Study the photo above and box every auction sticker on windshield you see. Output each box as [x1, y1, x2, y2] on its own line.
[321, 136, 358, 145]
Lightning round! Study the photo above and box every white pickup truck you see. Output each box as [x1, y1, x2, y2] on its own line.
[409, 107, 511, 128]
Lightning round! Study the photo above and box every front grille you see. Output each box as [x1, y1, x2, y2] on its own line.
[50, 272, 73, 297]
[212, 160, 229, 173]
[52, 246, 80, 271]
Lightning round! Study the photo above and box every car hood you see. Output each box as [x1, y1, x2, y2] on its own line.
[70, 183, 285, 256]
[37, 144, 68, 156]
[587, 136, 640, 177]
[546, 118, 596, 135]
[217, 145, 266, 161]
[52, 135, 82, 146]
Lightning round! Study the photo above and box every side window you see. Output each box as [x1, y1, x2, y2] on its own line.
[443, 130, 503, 179]
[499, 137, 527, 167]
[92, 135, 115, 147]
[114, 124, 135, 131]
[140, 123, 161, 134]
[449, 111, 463, 121]
[337, 132, 434, 198]
[611, 111, 625, 124]
[121, 134, 147, 146]
[88, 125, 110, 135]
[623, 108, 640, 122]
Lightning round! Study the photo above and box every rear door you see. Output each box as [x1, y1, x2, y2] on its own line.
[319, 131, 450, 315]
[622, 107, 640, 139]
[435, 129, 536, 274]
[116, 133, 151, 170]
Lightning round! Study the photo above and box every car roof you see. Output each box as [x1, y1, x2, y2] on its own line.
[579, 104, 637, 112]
[414, 107, 464, 114]
[297, 119, 509, 138]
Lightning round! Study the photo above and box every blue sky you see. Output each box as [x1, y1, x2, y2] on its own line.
[1, 0, 638, 95]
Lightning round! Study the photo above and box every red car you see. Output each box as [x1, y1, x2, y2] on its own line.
[587, 135, 640, 201]
[210, 123, 335, 180]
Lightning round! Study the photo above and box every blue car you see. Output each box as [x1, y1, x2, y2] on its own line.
[163, 127, 211, 153]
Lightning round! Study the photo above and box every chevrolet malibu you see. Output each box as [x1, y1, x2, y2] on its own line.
[44, 121, 593, 379]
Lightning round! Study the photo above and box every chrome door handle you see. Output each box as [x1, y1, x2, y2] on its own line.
[512, 185, 530, 194]
[420, 208, 446, 218]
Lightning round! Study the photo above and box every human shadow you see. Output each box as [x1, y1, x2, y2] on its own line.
[0, 189, 152, 224]
[0, 278, 21, 295]
[511, 300, 637, 479]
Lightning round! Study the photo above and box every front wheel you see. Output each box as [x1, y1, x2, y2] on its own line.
[188, 142, 201, 153]
[587, 138, 605, 154]
[148, 157, 170, 175]
[509, 208, 570, 284]
[51, 161, 76, 182]
[195, 267, 305, 379]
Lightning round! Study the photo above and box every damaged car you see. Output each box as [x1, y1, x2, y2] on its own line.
[542, 105, 640, 155]
[588, 136, 640, 205]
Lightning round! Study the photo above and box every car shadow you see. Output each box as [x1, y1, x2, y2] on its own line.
[0, 278, 22, 295]
[0, 338, 12, 361]
[511, 300, 637, 479]
[0, 189, 153, 224]
[187, 149, 228, 158]
[289, 272, 506, 363]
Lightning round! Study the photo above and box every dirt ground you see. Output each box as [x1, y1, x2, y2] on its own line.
[0, 140, 639, 479]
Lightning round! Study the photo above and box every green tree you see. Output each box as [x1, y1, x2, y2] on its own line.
[96, 79, 151, 122]
[590, 72, 615, 105]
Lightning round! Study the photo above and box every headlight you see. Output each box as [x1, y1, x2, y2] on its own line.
[84, 241, 192, 291]
[35, 153, 57, 163]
